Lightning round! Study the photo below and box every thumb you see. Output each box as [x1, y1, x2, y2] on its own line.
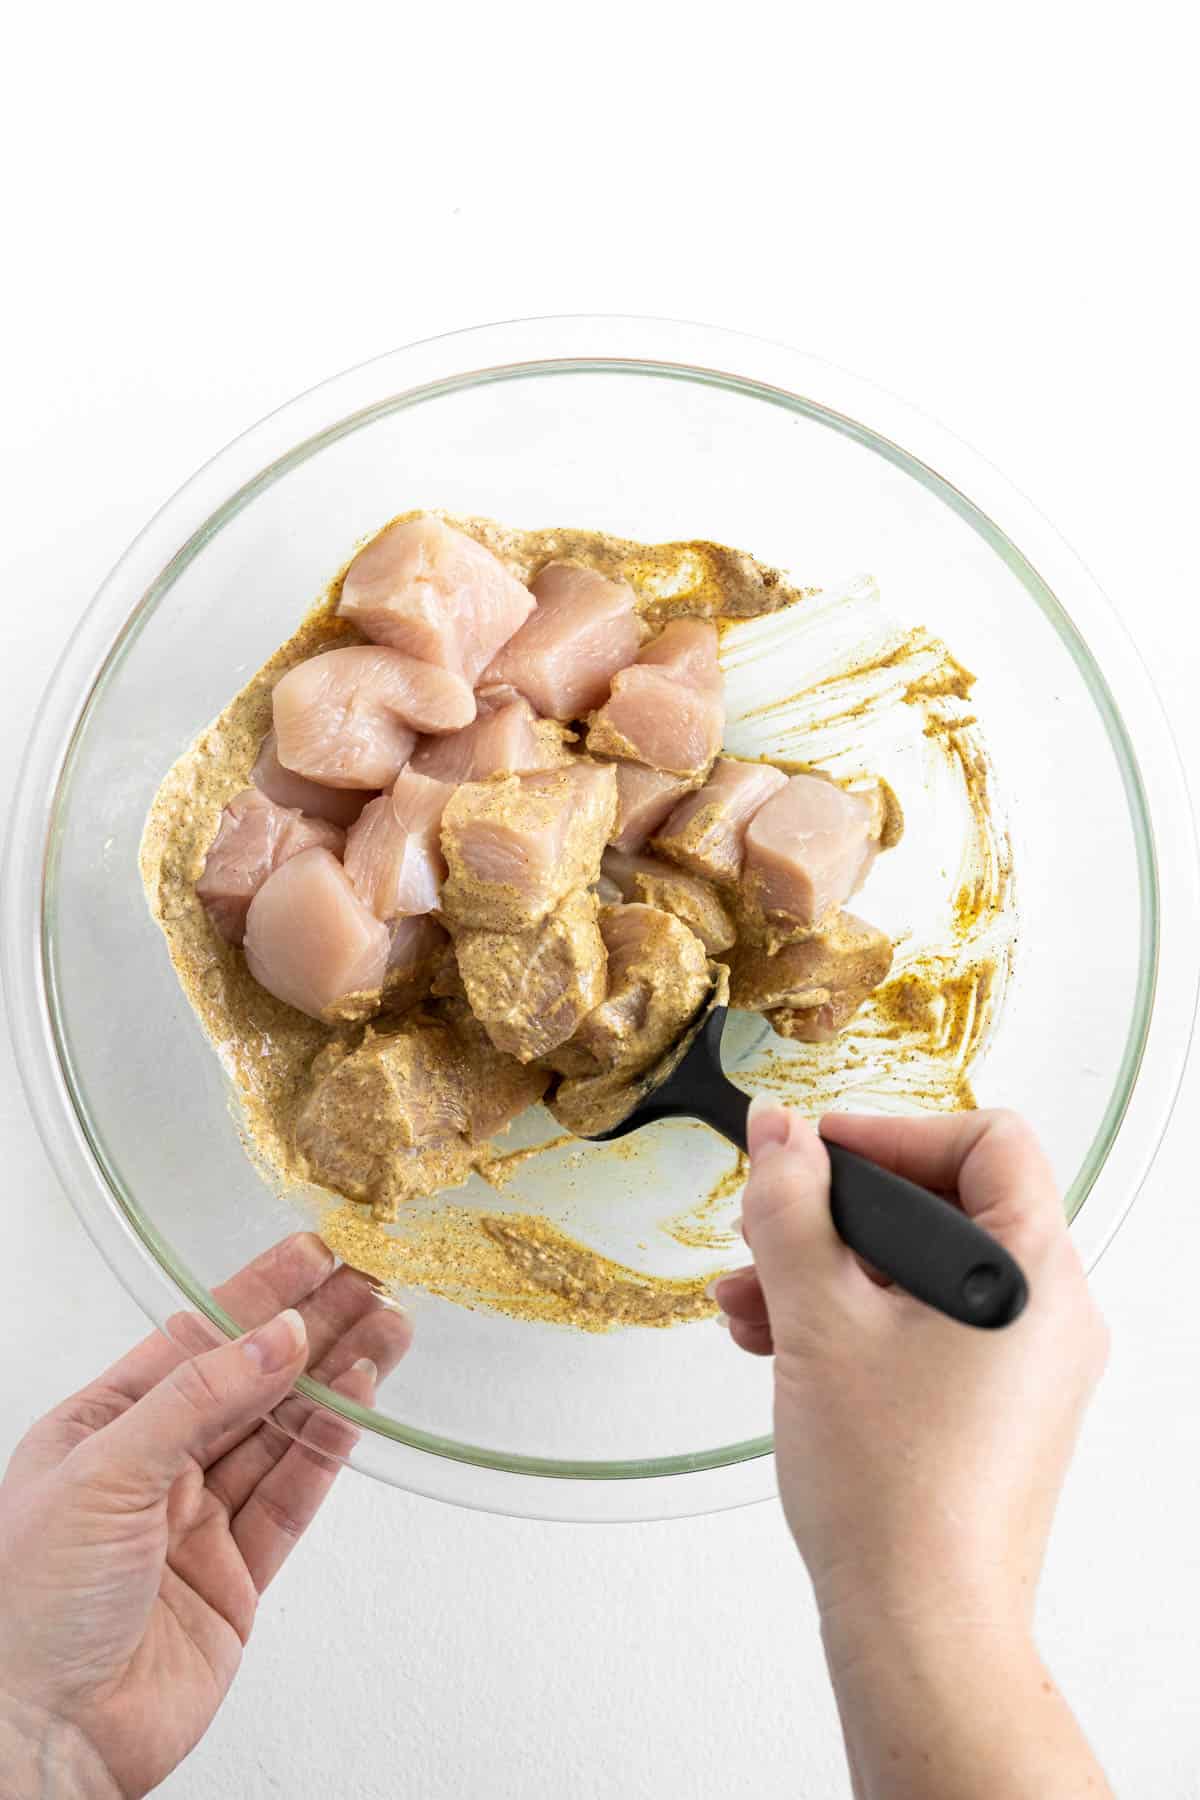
[71, 1310, 309, 1503]
[741, 1099, 852, 1321]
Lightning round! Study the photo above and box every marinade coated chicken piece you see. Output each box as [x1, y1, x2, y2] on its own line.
[586, 619, 724, 780]
[729, 911, 893, 1043]
[452, 888, 608, 1063]
[440, 760, 618, 932]
[600, 849, 736, 955]
[338, 513, 535, 684]
[196, 787, 345, 945]
[480, 562, 642, 720]
[652, 757, 788, 885]
[272, 645, 474, 790]
[343, 769, 454, 920]
[243, 847, 390, 1021]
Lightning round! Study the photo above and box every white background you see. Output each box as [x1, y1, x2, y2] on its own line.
[2, 5, 1198, 1794]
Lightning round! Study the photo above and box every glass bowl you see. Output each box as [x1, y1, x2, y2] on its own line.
[5, 318, 1197, 1522]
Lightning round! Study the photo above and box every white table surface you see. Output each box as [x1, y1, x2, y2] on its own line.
[3, 7, 1198, 1794]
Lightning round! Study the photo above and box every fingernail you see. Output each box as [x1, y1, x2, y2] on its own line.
[714, 1312, 731, 1329]
[704, 1277, 724, 1302]
[300, 1234, 337, 1276]
[747, 1094, 790, 1156]
[352, 1357, 378, 1381]
[243, 1308, 307, 1373]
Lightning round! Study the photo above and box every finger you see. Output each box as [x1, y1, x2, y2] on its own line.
[232, 1358, 377, 1593]
[168, 1264, 400, 1480]
[709, 1267, 770, 1328]
[726, 1316, 775, 1357]
[68, 1311, 309, 1503]
[741, 1099, 859, 1321]
[96, 1234, 337, 1405]
[205, 1300, 411, 1517]
[819, 1109, 1065, 1255]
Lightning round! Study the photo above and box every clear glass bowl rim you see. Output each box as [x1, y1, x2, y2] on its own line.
[4, 316, 1197, 1522]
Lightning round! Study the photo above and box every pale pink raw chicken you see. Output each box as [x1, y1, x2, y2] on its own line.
[243, 847, 390, 1021]
[586, 619, 724, 780]
[338, 514, 535, 683]
[344, 769, 454, 920]
[250, 729, 372, 828]
[609, 764, 697, 853]
[409, 699, 570, 784]
[742, 774, 881, 933]
[600, 848, 736, 955]
[196, 787, 345, 945]
[635, 618, 723, 692]
[479, 562, 642, 721]
[652, 757, 788, 884]
[440, 760, 618, 931]
[272, 645, 474, 789]
[383, 914, 451, 1012]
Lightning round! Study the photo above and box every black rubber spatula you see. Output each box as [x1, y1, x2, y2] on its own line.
[584, 987, 1028, 1330]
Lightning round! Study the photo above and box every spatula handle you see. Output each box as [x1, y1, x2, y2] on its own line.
[699, 1079, 1027, 1329]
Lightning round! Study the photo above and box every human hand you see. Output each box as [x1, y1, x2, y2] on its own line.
[713, 1106, 1112, 1797]
[715, 1106, 1107, 1628]
[0, 1234, 410, 1799]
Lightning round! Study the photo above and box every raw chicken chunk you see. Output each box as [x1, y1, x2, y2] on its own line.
[634, 618, 723, 692]
[441, 1004, 552, 1138]
[243, 847, 390, 1021]
[741, 774, 881, 938]
[453, 889, 608, 1063]
[344, 768, 453, 920]
[196, 787, 345, 945]
[609, 764, 697, 854]
[600, 849, 736, 955]
[549, 903, 711, 1080]
[480, 562, 641, 720]
[381, 915, 449, 1013]
[338, 513, 535, 683]
[729, 911, 893, 1042]
[440, 760, 618, 931]
[652, 757, 787, 885]
[294, 1019, 474, 1214]
[409, 699, 572, 784]
[272, 645, 474, 790]
[586, 620, 724, 780]
[251, 729, 372, 828]
[549, 905, 713, 1134]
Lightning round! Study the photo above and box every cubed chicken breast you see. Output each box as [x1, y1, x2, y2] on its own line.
[440, 760, 618, 932]
[634, 617, 723, 691]
[479, 562, 642, 720]
[294, 1021, 475, 1213]
[600, 849, 736, 955]
[586, 619, 724, 780]
[728, 912, 893, 1043]
[452, 888, 608, 1063]
[251, 729, 373, 828]
[196, 787, 345, 945]
[609, 764, 697, 854]
[338, 513, 535, 683]
[344, 769, 454, 920]
[652, 757, 788, 884]
[409, 698, 572, 784]
[741, 774, 881, 938]
[440, 1001, 553, 1134]
[381, 915, 449, 1014]
[549, 905, 713, 1135]
[550, 903, 711, 1080]
[243, 847, 391, 1022]
[272, 645, 474, 790]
